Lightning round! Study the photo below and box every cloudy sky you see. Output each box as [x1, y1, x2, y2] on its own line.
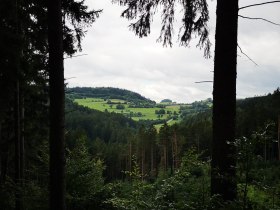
[64, 0, 280, 103]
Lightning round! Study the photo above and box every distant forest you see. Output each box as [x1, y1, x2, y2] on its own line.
[68, 87, 156, 103]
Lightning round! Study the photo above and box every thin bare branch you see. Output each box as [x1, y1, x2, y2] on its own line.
[239, 1, 280, 10]
[195, 81, 213, 83]
[64, 77, 76, 80]
[237, 44, 258, 66]
[64, 53, 88, 59]
[239, 15, 280, 26]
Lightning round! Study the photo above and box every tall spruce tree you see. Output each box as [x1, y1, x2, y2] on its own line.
[47, 0, 66, 209]
[0, 0, 100, 208]
[211, 0, 238, 200]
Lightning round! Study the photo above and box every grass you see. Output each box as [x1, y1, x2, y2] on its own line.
[74, 97, 181, 124]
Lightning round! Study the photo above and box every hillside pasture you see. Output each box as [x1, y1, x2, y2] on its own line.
[74, 97, 180, 123]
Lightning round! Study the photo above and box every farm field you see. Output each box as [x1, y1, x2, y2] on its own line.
[74, 97, 181, 124]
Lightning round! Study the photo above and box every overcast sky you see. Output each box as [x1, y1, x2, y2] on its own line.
[64, 0, 280, 103]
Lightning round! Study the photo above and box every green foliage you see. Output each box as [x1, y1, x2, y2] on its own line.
[106, 150, 211, 210]
[105, 156, 156, 209]
[246, 185, 279, 210]
[153, 150, 210, 210]
[116, 104, 125, 110]
[155, 109, 166, 115]
[234, 123, 280, 210]
[66, 135, 105, 209]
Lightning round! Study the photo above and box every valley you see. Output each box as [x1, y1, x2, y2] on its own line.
[69, 87, 212, 128]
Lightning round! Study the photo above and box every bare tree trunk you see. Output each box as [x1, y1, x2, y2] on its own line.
[0, 123, 2, 182]
[150, 144, 154, 175]
[14, 0, 23, 208]
[141, 146, 145, 181]
[278, 115, 280, 161]
[264, 137, 267, 162]
[129, 139, 132, 182]
[197, 136, 200, 154]
[15, 80, 21, 210]
[47, 0, 66, 208]
[20, 93, 24, 185]
[0, 123, 9, 185]
[211, 0, 239, 201]
[171, 135, 174, 175]
[173, 131, 178, 169]
[163, 141, 167, 172]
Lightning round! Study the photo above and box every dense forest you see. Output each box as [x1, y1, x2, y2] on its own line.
[1, 86, 280, 209]
[0, 0, 280, 209]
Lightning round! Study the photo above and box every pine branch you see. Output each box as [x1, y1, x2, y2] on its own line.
[239, 1, 280, 10]
[237, 44, 258, 66]
[239, 15, 280, 26]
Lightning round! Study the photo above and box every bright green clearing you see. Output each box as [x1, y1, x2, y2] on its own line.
[74, 98, 181, 124]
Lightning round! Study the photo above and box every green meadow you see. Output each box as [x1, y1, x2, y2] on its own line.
[74, 97, 181, 124]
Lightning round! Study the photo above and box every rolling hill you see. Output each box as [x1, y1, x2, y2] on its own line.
[66, 87, 213, 128]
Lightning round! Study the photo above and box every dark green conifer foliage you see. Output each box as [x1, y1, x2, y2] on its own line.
[0, 0, 101, 208]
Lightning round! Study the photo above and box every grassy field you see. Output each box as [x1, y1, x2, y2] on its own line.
[74, 98, 181, 124]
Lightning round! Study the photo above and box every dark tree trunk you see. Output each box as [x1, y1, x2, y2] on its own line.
[150, 144, 154, 174]
[163, 141, 167, 172]
[278, 115, 280, 161]
[20, 93, 24, 185]
[173, 131, 178, 170]
[15, 79, 22, 210]
[211, 0, 239, 201]
[0, 123, 8, 185]
[141, 143, 145, 181]
[47, 0, 66, 209]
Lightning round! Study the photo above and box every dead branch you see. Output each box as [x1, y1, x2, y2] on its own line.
[239, 15, 280, 26]
[195, 81, 213, 83]
[64, 54, 88, 59]
[237, 44, 258, 66]
[239, 1, 280, 10]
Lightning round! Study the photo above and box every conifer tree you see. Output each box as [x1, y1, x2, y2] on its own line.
[47, 0, 66, 208]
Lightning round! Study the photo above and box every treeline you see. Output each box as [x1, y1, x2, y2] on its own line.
[236, 88, 280, 137]
[67, 87, 156, 107]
